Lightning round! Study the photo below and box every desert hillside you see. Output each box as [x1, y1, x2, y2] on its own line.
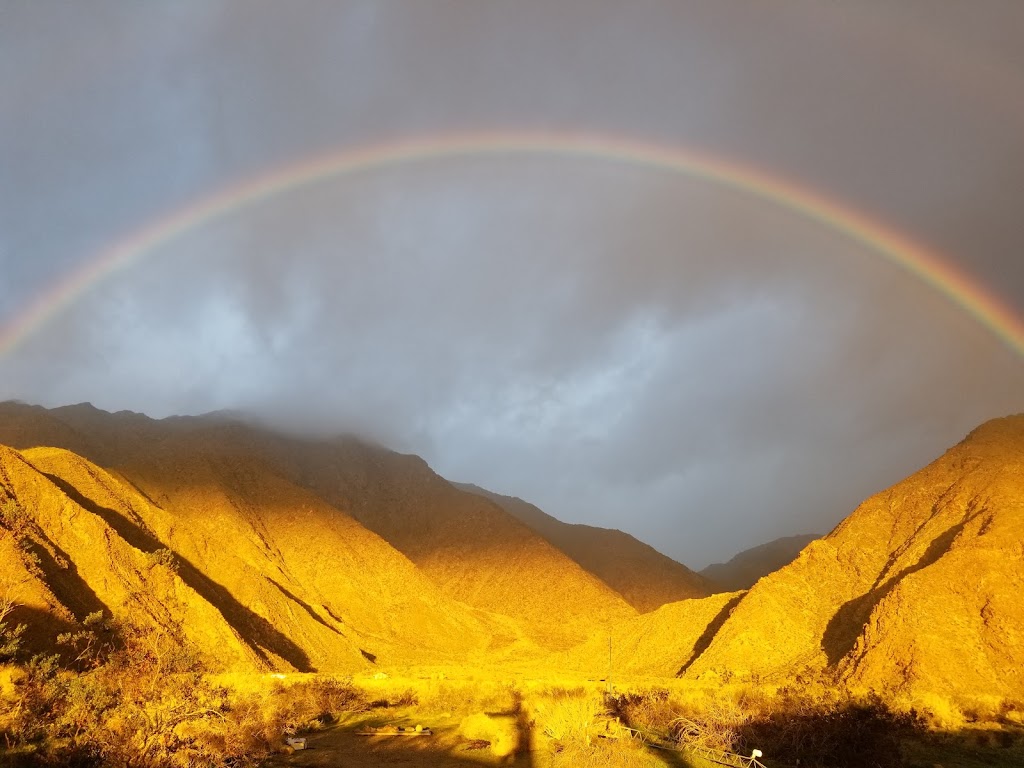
[0, 444, 259, 669]
[0, 402, 636, 650]
[4, 401, 1024, 708]
[565, 590, 744, 678]
[700, 533, 818, 592]
[1, 443, 506, 672]
[239, 434, 637, 648]
[545, 415, 1024, 707]
[681, 415, 1024, 700]
[457, 483, 712, 612]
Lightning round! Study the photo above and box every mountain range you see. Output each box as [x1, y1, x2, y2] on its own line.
[699, 533, 818, 591]
[1, 401, 1021, 705]
[455, 483, 712, 612]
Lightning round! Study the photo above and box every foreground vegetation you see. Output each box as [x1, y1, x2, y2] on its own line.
[0, 612, 366, 767]
[2, 610, 1023, 767]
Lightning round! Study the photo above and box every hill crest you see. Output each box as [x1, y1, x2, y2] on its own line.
[456, 483, 711, 612]
[0, 402, 636, 651]
[700, 533, 818, 592]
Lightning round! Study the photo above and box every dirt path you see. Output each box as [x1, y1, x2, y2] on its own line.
[261, 715, 536, 768]
[260, 718, 715, 768]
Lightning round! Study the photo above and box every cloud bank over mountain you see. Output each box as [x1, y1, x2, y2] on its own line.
[2, 2, 1023, 565]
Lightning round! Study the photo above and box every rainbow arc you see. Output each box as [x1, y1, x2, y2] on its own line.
[2, 132, 1022, 358]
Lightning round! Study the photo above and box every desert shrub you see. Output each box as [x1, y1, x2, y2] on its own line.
[606, 688, 675, 736]
[261, 677, 365, 732]
[1, 653, 64, 746]
[607, 685, 752, 751]
[143, 549, 178, 574]
[0, 593, 26, 663]
[418, 679, 517, 716]
[737, 693, 919, 768]
[392, 687, 418, 706]
[418, 681, 476, 715]
[55, 611, 115, 670]
[732, 682, 777, 714]
[186, 677, 364, 765]
[670, 705, 749, 754]
[531, 686, 603, 747]
[360, 679, 419, 709]
[910, 691, 965, 730]
[999, 699, 1024, 726]
[0, 618, 366, 767]
[956, 694, 1006, 724]
[606, 682, 922, 767]
[0, 500, 32, 539]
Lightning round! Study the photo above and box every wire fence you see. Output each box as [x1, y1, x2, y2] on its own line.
[622, 725, 767, 768]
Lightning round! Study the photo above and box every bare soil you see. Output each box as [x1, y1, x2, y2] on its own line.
[261, 714, 533, 768]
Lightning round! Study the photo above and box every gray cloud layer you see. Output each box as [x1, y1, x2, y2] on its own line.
[2, 2, 1023, 566]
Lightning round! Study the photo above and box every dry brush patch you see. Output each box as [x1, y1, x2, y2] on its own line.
[6, 653, 1020, 768]
[414, 677, 519, 717]
[528, 686, 602, 745]
[736, 691, 917, 768]
[0, 618, 368, 767]
[604, 681, 932, 768]
[525, 685, 637, 767]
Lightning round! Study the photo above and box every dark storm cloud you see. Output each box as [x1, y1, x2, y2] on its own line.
[1, 1, 1023, 566]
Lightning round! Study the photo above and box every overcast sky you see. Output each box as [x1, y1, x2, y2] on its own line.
[2, 2, 1023, 568]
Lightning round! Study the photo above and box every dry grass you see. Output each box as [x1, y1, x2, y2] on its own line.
[547, 736, 654, 768]
[0, 621, 368, 767]
[8, 662, 1021, 768]
[458, 712, 519, 758]
[523, 685, 668, 768]
[602, 679, 930, 768]
[415, 678, 518, 717]
[529, 686, 603, 746]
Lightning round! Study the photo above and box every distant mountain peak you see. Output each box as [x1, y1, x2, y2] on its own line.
[456, 482, 712, 612]
[700, 533, 819, 592]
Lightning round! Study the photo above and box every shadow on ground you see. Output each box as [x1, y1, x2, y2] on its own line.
[258, 710, 713, 768]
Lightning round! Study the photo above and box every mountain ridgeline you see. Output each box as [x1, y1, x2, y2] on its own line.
[1, 401, 1022, 707]
[699, 534, 819, 591]
[454, 483, 713, 612]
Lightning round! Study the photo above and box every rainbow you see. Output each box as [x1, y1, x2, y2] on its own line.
[2, 131, 1023, 358]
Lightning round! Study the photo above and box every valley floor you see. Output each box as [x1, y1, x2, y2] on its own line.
[251, 671, 1024, 768]
[5, 663, 1024, 768]
[259, 713, 713, 768]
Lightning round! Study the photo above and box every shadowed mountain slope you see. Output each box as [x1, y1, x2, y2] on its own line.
[33, 446, 501, 670]
[681, 415, 1024, 701]
[0, 402, 635, 650]
[456, 483, 711, 612]
[183, 430, 637, 649]
[700, 534, 818, 592]
[0, 445, 259, 669]
[2, 443, 514, 671]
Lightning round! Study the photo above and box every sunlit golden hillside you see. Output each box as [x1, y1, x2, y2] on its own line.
[2, 402, 1023, 767]
[2, 401, 1023, 697]
[684, 416, 1024, 702]
[457, 483, 713, 611]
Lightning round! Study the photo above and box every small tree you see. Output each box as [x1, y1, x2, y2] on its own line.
[143, 548, 179, 573]
[0, 587, 26, 661]
[0, 498, 32, 539]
